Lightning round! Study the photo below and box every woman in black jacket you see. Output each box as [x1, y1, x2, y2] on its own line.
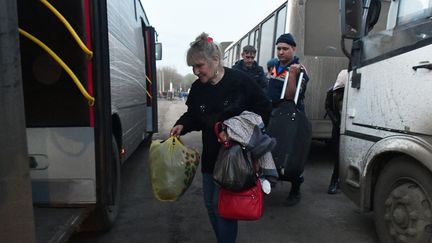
[170, 32, 271, 243]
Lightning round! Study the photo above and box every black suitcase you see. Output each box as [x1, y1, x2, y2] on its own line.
[267, 70, 312, 180]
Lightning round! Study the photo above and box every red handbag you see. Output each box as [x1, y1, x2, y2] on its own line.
[214, 121, 264, 220]
[217, 179, 263, 220]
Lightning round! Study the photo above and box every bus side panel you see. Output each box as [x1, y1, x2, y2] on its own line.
[345, 45, 432, 136]
[29, 128, 96, 204]
[339, 134, 374, 207]
[288, 0, 349, 139]
[301, 56, 347, 139]
[341, 29, 432, 210]
[107, 0, 148, 161]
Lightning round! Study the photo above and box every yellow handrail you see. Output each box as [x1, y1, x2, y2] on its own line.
[146, 75, 152, 84]
[40, 0, 93, 59]
[19, 28, 95, 106]
[145, 90, 152, 99]
[145, 75, 153, 99]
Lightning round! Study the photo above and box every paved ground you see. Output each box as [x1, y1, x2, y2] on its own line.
[70, 99, 379, 243]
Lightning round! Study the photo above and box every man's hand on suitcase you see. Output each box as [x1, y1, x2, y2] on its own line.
[289, 64, 301, 75]
[288, 64, 306, 98]
[285, 64, 301, 100]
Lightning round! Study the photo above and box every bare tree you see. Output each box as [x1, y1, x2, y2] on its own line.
[158, 66, 183, 92]
[181, 73, 197, 92]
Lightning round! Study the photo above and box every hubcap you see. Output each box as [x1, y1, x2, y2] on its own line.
[384, 183, 432, 242]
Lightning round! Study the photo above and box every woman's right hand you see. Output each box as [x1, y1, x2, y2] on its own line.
[170, 125, 184, 137]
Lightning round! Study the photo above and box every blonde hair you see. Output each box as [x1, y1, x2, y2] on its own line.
[186, 32, 223, 68]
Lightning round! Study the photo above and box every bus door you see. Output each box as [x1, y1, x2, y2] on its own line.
[142, 24, 159, 135]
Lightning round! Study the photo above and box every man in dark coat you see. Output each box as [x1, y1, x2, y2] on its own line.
[232, 45, 268, 93]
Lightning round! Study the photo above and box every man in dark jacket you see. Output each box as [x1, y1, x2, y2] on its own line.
[267, 33, 309, 112]
[267, 33, 310, 207]
[232, 45, 268, 93]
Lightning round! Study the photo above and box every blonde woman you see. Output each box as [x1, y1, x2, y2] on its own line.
[170, 33, 271, 243]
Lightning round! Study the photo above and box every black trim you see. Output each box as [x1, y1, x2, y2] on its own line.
[133, 0, 137, 20]
[352, 122, 427, 137]
[345, 130, 382, 142]
[91, 0, 113, 205]
[144, 25, 158, 133]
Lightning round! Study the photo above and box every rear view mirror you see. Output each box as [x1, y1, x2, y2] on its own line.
[340, 0, 363, 39]
[155, 42, 162, 60]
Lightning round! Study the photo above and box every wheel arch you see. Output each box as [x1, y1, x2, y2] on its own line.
[362, 135, 432, 211]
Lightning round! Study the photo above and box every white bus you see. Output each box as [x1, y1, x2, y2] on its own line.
[223, 0, 348, 139]
[17, 0, 160, 235]
[339, 0, 432, 242]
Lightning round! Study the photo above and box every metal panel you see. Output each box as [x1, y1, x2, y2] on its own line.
[107, 0, 148, 160]
[346, 44, 432, 136]
[28, 127, 96, 204]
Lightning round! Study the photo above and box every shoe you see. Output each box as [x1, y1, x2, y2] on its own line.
[285, 191, 301, 206]
[327, 180, 339, 194]
[285, 176, 303, 206]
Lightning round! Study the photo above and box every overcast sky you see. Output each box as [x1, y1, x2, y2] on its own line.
[140, 0, 286, 76]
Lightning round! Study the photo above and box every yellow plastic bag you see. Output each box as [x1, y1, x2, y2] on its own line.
[149, 136, 200, 202]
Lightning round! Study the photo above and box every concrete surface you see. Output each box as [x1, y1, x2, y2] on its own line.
[70, 99, 379, 243]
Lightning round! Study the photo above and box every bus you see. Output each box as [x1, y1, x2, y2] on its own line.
[17, 0, 160, 237]
[339, 0, 432, 242]
[223, 0, 348, 140]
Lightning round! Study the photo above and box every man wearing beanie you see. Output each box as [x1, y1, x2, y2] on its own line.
[267, 33, 309, 110]
[267, 33, 309, 206]
[232, 45, 268, 93]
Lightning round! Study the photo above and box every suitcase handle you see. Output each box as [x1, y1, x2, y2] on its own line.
[294, 71, 304, 104]
[279, 68, 305, 105]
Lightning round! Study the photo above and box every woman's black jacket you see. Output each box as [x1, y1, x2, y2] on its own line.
[175, 67, 272, 174]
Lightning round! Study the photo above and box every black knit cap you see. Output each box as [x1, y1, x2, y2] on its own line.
[276, 33, 296, 47]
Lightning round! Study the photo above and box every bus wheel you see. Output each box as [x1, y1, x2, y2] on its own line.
[374, 156, 432, 243]
[83, 136, 121, 231]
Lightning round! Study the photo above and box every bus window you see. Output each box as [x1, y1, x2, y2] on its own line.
[229, 48, 234, 67]
[362, 0, 429, 62]
[232, 45, 237, 65]
[225, 49, 229, 67]
[249, 31, 254, 45]
[367, 0, 389, 34]
[224, 49, 230, 66]
[240, 36, 249, 55]
[253, 28, 259, 48]
[304, 0, 343, 56]
[397, 0, 432, 25]
[274, 6, 287, 57]
[258, 15, 275, 68]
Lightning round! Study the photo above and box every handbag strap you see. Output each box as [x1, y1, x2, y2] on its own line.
[215, 122, 258, 175]
[240, 145, 259, 175]
[214, 122, 231, 148]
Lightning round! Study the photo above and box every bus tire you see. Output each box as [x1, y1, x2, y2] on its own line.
[83, 136, 121, 231]
[373, 156, 432, 243]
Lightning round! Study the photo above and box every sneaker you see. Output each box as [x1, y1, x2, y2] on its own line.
[285, 191, 301, 206]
